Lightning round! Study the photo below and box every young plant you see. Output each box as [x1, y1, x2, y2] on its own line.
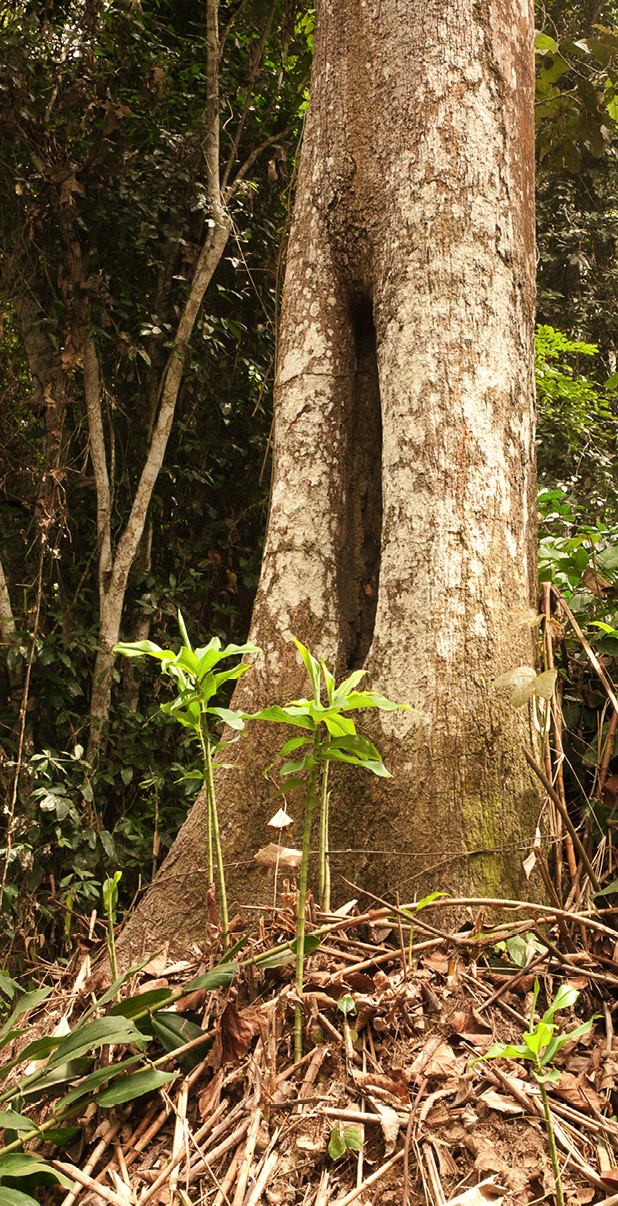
[473, 980, 596, 1206]
[102, 871, 122, 987]
[249, 637, 408, 1061]
[0, 958, 237, 1203]
[113, 614, 260, 952]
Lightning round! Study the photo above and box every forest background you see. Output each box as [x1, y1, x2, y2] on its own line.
[2, 0, 618, 969]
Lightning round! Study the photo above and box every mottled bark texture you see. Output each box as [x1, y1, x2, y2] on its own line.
[117, 0, 541, 961]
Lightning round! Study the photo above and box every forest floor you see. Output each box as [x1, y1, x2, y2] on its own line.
[10, 891, 618, 1206]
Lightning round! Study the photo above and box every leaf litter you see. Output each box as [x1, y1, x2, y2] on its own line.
[6, 894, 618, 1206]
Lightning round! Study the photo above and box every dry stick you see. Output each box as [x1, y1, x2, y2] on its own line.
[53, 1161, 130, 1206]
[138, 1104, 246, 1206]
[395, 891, 409, 984]
[232, 1103, 262, 1206]
[113, 1142, 131, 1189]
[403, 1076, 429, 1206]
[244, 1149, 279, 1206]
[60, 1120, 122, 1206]
[599, 707, 618, 798]
[212, 1146, 239, 1206]
[315, 1168, 330, 1206]
[296, 1042, 328, 1110]
[553, 584, 618, 715]
[169, 1079, 189, 1204]
[483, 1066, 606, 1190]
[542, 584, 560, 868]
[526, 751, 601, 892]
[331, 1148, 406, 1206]
[475, 951, 549, 1014]
[423, 1143, 446, 1206]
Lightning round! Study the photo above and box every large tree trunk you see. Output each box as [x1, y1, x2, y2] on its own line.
[116, 0, 541, 962]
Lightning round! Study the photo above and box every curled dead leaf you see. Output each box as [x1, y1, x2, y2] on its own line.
[254, 842, 302, 871]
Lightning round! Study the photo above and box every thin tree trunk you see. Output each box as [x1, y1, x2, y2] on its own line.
[116, 0, 542, 962]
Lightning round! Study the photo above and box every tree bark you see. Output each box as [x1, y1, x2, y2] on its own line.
[116, 0, 542, 961]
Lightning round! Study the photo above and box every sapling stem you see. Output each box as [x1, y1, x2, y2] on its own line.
[318, 762, 330, 913]
[539, 1079, 564, 1206]
[295, 732, 321, 1064]
[200, 719, 230, 952]
[198, 724, 214, 885]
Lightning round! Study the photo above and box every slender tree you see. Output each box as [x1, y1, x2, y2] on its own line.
[118, 0, 542, 958]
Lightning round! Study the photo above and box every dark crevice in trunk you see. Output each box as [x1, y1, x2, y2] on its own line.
[340, 299, 382, 670]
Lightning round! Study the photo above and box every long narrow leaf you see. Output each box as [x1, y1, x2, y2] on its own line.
[96, 1068, 176, 1107]
[293, 637, 322, 702]
[0, 986, 53, 1038]
[55, 1055, 142, 1111]
[45, 1017, 147, 1071]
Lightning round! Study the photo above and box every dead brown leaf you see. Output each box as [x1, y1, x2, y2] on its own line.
[220, 1001, 260, 1065]
[424, 1041, 466, 1079]
[554, 1070, 605, 1114]
[254, 843, 302, 871]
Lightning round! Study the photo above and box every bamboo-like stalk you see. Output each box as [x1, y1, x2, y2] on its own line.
[540, 1079, 565, 1206]
[318, 763, 330, 912]
[295, 731, 321, 1064]
[201, 721, 229, 951]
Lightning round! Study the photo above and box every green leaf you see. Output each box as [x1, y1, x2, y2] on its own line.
[291, 933, 321, 957]
[533, 668, 558, 701]
[534, 1066, 561, 1084]
[177, 609, 193, 651]
[280, 736, 312, 756]
[328, 1124, 363, 1160]
[592, 878, 618, 898]
[109, 988, 173, 1018]
[0, 1153, 72, 1187]
[416, 891, 450, 911]
[322, 712, 356, 737]
[45, 1017, 147, 1071]
[321, 661, 336, 705]
[334, 669, 367, 698]
[253, 946, 295, 968]
[524, 1021, 553, 1057]
[96, 1068, 176, 1107]
[42, 1125, 81, 1145]
[0, 1190, 43, 1206]
[541, 984, 579, 1022]
[206, 706, 245, 730]
[293, 637, 322, 703]
[0, 986, 54, 1038]
[0, 1110, 38, 1133]
[180, 962, 238, 995]
[150, 1014, 211, 1067]
[280, 758, 311, 776]
[535, 31, 558, 54]
[248, 705, 315, 730]
[55, 1055, 142, 1111]
[337, 994, 356, 1017]
[328, 1124, 346, 1161]
[112, 640, 169, 660]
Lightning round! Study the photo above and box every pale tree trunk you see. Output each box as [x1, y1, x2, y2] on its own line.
[116, 0, 542, 961]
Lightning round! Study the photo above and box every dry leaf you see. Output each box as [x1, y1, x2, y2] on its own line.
[142, 947, 169, 976]
[554, 1070, 605, 1114]
[444, 1176, 507, 1206]
[254, 842, 302, 871]
[424, 1042, 465, 1079]
[220, 1001, 260, 1065]
[479, 1089, 524, 1116]
[369, 1099, 400, 1155]
[353, 1069, 409, 1102]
